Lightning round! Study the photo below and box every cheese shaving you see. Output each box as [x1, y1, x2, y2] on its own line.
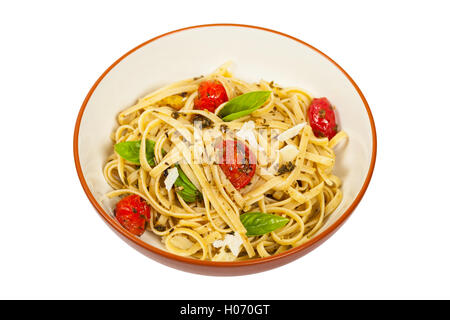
[212, 232, 243, 256]
[279, 144, 300, 163]
[277, 122, 306, 141]
[164, 167, 179, 191]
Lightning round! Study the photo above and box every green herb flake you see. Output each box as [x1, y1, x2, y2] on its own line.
[192, 114, 213, 128]
[277, 161, 295, 175]
[171, 111, 180, 119]
[319, 109, 326, 118]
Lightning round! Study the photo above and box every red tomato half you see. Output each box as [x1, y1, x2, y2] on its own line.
[307, 97, 338, 140]
[115, 195, 151, 236]
[218, 140, 256, 190]
[194, 80, 228, 112]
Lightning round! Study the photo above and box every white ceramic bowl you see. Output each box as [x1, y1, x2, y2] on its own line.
[74, 24, 376, 276]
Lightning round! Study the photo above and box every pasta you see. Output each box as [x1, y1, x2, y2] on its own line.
[103, 62, 348, 261]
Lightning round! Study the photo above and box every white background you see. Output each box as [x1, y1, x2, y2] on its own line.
[1, 0, 449, 299]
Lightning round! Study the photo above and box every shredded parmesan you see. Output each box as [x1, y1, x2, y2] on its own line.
[212, 232, 243, 256]
[279, 144, 299, 163]
[277, 122, 306, 141]
[164, 167, 179, 191]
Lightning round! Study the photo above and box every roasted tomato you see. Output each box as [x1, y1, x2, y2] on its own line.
[194, 80, 228, 112]
[115, 195, 151, 236]
[307, 97, 338, 140]
[218, 139, 256, 190]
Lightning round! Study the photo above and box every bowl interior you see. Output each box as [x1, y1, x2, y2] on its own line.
[77, 25, 374, 254]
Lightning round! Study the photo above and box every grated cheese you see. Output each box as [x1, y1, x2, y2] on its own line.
[277, 122, 306, 142]
[164, 167, 179, 191]
[279, 144, 299, 163]
[236, 121, 263, 150]
[212, 232, 243, 256]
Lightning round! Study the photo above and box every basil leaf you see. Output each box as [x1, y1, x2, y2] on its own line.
[240, 212, 289, 236]
[114, 140, 156, 166]
[218, 91, 271, 122]
[174, 165, 202, 203]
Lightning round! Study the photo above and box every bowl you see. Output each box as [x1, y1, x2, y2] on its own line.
[73, 24, 376, 276]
